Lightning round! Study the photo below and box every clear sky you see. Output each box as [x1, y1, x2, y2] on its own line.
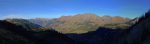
[0, 0, 150, 19]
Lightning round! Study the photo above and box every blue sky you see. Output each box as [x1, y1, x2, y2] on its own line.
[0, 0, 150, 19]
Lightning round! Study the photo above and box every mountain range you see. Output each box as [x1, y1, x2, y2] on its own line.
[28, 14, 130, 33]
[1, 11, 150, 44]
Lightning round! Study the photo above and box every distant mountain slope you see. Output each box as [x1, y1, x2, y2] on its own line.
[29, 14, 130, 33]
[29, 18, 63, 27]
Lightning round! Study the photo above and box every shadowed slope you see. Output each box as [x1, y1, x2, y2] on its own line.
[114, 10, 150, 44]
[0, 20, 77, 44]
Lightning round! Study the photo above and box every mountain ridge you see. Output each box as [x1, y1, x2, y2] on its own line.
[29, 14, 130, 33]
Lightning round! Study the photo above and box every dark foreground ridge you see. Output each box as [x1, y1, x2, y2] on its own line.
[0, 20, 77, 44]
[0, 10, 150, 44]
